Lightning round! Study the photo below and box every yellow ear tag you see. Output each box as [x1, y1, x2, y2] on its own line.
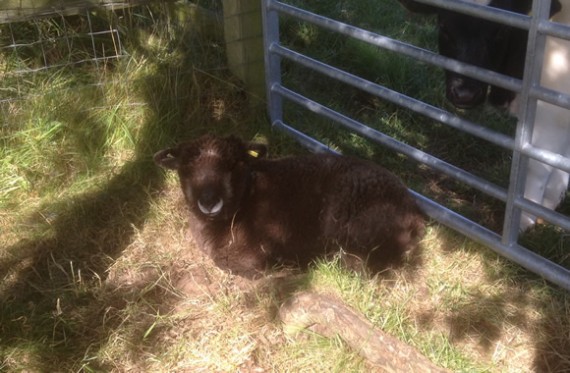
[247, 150, 260, 158]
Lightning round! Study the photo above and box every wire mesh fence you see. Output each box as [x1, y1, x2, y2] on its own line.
[0, 1, 224, 121]
[0, 4, 135, 121]
[1, 11, 124, 75]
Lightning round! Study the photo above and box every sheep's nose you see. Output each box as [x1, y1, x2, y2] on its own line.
[197, 191, 224, 217]
[447, 77, 485, 109]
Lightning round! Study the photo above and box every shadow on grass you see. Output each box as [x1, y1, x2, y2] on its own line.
[1, 164, 164, 367]
[422, 227, 570, 371]
[0, 4, 264, 370]
[1, 77, 171, 373]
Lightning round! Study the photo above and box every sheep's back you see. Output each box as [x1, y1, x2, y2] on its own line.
[249, 154, 424, 264]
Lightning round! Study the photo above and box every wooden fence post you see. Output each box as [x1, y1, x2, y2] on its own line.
[222, 0, 265, 106]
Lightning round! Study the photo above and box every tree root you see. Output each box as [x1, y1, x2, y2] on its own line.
[279, 291, 449, 372]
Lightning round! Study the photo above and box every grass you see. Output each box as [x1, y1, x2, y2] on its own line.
[1, 0, 570, 372]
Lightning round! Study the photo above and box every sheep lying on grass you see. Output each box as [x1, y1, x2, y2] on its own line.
[154, 134, 425, 277]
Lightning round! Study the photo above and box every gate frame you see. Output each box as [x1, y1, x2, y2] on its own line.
[261, 0, 570, 290]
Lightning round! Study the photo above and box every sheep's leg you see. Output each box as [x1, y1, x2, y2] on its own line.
[520, 102, 570, 230]
[543, 168, 569, 210]
[542, 114, 570, 213]
[521, 159, 551, 230]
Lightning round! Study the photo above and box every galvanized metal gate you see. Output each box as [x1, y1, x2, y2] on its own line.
[261, 0, 570, 290]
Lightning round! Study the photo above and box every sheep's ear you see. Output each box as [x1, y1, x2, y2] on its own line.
[398, 0, 436, 14]
[153, 148, 181, 170]
[245, 142, 268, 160]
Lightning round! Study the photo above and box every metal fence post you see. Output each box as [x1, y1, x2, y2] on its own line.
[261, 0, 283, 126]
[502, 0, 551, 244]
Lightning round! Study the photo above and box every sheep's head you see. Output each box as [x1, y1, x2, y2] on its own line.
[154, 134, 267, 221]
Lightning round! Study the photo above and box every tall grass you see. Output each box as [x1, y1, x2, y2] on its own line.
[0, 3, 269, 371]
[1, 1, 570, 372]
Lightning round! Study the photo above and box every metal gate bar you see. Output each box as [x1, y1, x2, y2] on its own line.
[273, 85, 509, 202]
[271, 44, 570, 231]
[261, 0, 570, 290]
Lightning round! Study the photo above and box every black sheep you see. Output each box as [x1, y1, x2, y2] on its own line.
[154, 134, 425, 277]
